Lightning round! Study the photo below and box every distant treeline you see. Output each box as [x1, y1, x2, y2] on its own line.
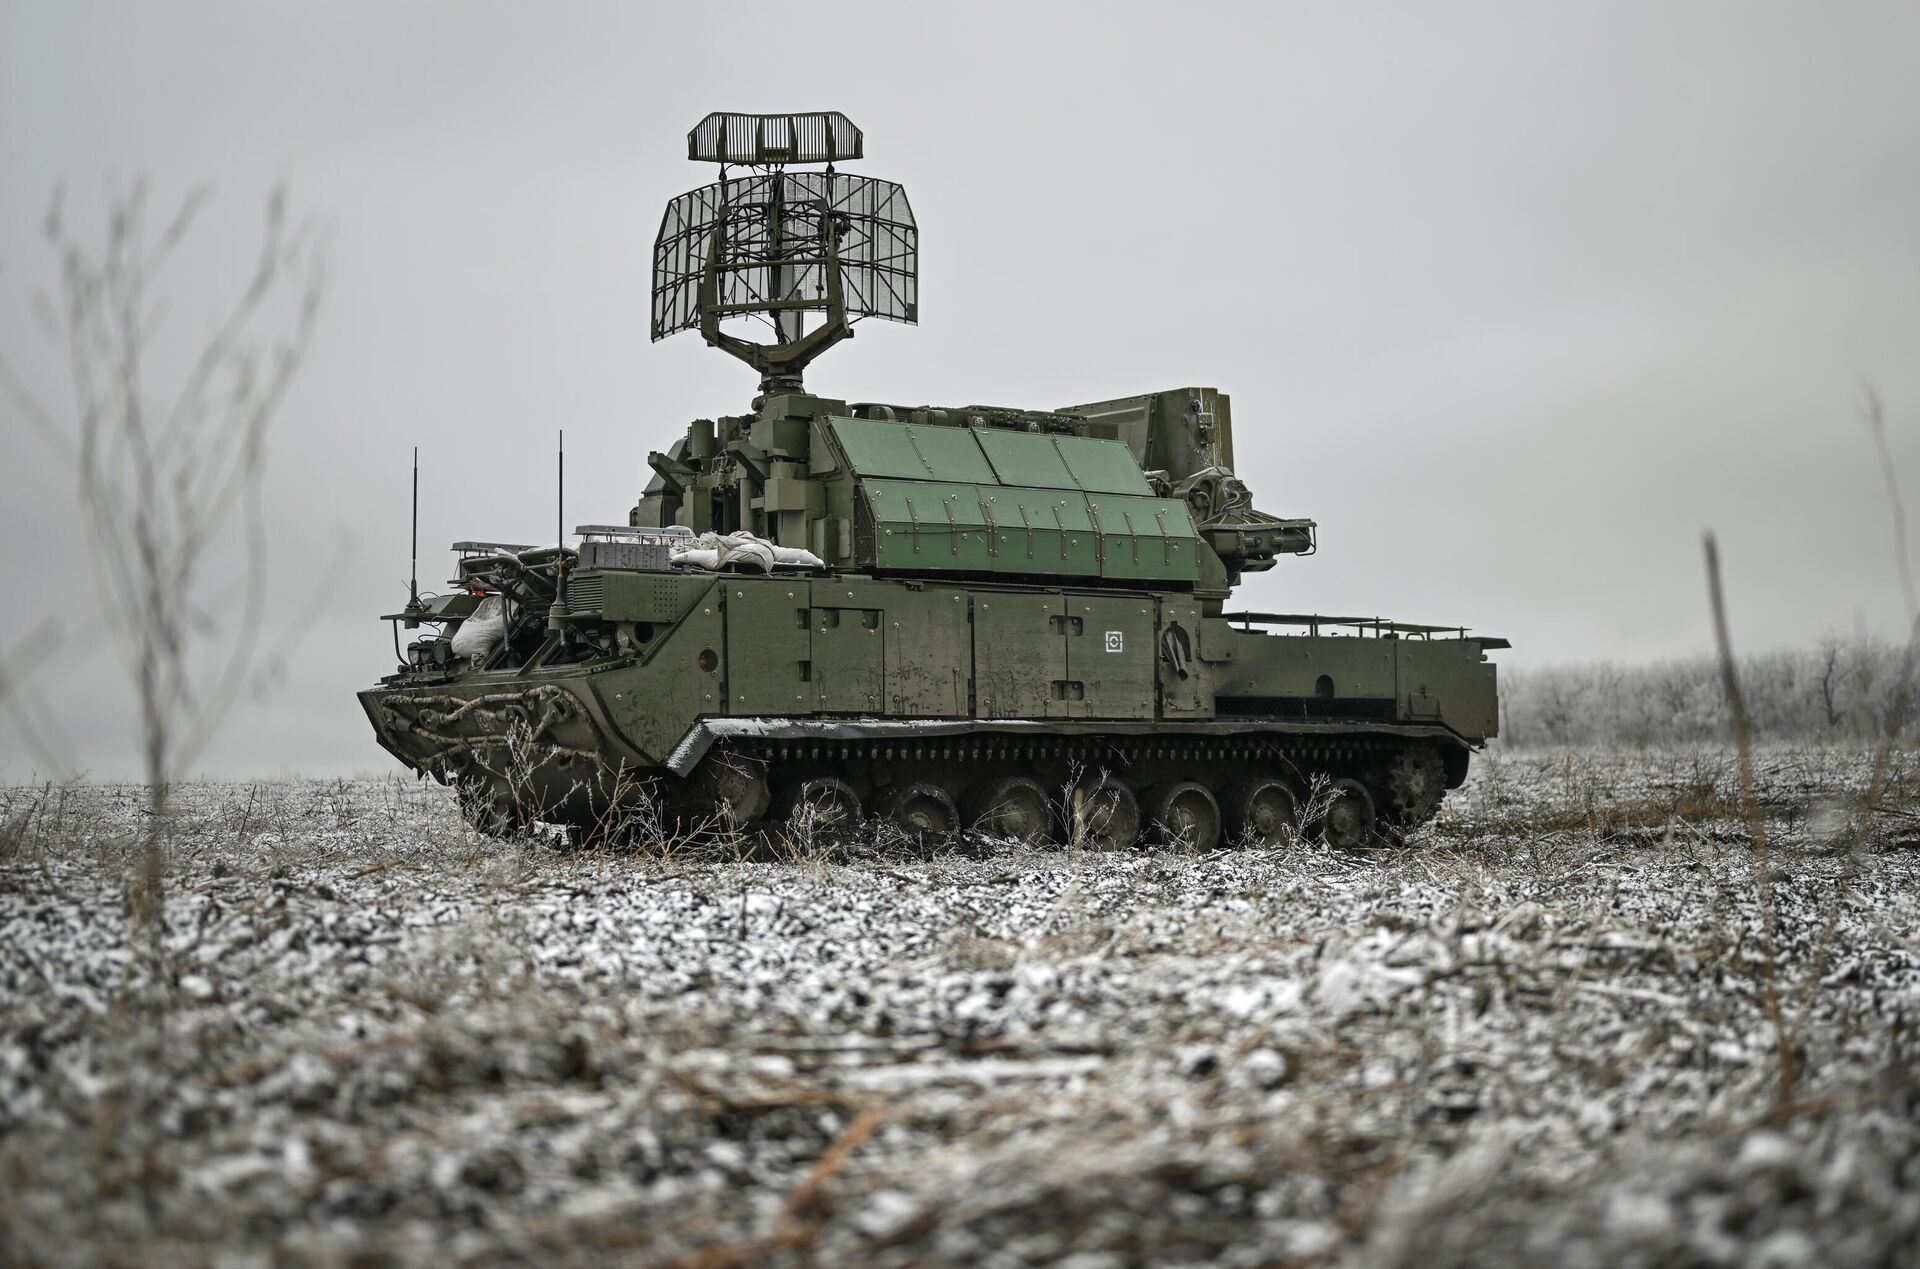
[1498, 637, 1917, 748]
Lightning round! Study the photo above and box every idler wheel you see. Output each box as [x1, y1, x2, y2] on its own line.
[1068, 773, 1141, 851]
[776, 777, 863, 837]
[1382, 745, 1447, 827]
[969, 775, 1053, 845]
[1148, 780, 1223, 851]
[878, 781, 959, 839]
[1319, 778, 1378, 850]
[1225, 776, 1302, 847]
[696, 753, 772, 825]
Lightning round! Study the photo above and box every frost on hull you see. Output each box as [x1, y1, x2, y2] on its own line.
[360, 112, 1504, 846]
[360, 683, 652, 828]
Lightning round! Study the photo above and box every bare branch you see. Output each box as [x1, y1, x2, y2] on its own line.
[7, 181, 330, 793]
[0, 347, 71, 457]
[0, 620, 78, 778]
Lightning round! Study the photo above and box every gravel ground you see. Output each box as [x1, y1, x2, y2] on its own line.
[3, 746, 1919, 1267]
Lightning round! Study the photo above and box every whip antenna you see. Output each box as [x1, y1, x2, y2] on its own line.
[402, 446, 425, 628]
[549, 429, 570, 634]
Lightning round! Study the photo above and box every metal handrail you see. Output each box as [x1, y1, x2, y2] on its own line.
[1221, 611, 1475, 640]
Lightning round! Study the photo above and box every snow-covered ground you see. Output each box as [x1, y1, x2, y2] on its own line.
[3, 747, 1918, 1266]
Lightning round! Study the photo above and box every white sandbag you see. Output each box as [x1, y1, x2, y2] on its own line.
[450, 595, 506, 660]
[717, 534, 776, 572]
[770, 543, 826, 567]
[666, 530, 823, 572]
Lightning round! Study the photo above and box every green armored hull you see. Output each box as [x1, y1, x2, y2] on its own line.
[360, 113, 1503, 849]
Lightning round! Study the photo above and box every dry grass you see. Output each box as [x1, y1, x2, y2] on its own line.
[3, 748, 1919, 1266]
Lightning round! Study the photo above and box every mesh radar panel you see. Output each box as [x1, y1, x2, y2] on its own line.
[650, 172, 917, 342]
[687, 112, 863, 165]
[649, 111, 916, 390]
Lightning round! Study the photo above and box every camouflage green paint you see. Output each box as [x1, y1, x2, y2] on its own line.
[358, 112, 1502, 835]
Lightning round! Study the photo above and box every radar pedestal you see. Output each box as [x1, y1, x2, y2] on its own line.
[652, 112, 918, 394]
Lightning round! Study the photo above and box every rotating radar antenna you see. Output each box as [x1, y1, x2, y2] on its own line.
[651, 112, 918, 393]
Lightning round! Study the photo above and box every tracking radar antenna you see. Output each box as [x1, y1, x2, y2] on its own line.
[651, 112, 918, 393]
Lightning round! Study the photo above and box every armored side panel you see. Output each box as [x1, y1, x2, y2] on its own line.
[881, 583, 971, 715]
[1060, 387, 1234, 480]
[823, 416, 1202, 585]
[567, 571, 713, 625]
[974, 592, 1067, 718]
[725, 580, 811, 714]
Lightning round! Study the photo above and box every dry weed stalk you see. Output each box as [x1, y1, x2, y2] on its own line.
[1703, 532, 1794, 1116]
[0, 180, 327, 1205]
[668, 1098, 890, 1268]
[1781, 386, 1920, 1088]
[0, 619, 78, 776]
[1, 183, 328, 817]
[1058, 757, 1091, 851]
[1700, 383, 1920, 1123]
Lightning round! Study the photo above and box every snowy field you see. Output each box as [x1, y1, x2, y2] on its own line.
[3, 747, 1919, 1267]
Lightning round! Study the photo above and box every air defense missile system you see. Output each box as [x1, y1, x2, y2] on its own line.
[360, 111, 1505, 849]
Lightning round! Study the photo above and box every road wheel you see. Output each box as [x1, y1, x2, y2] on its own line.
[1225, 776, 1302, 847]
[776, 777, 863, 838]
[1149, 780, 1223, 851]
[1382, 745, 1447, 827]
[696, 752, 772, 825]
[878, 781, 959, 840]
[969, 775, 1053, 844]
[1320, 778, 1378, 850]
[1068, 773, 1141, 851]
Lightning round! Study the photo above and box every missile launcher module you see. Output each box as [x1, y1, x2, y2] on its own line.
[361, 112, 1505, 849]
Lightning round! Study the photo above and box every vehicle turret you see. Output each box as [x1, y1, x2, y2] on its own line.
[633, 385, 1315, 602]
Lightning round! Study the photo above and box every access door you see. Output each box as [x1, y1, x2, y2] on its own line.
[725, 579, 812, 715]
[973, 591, 1069, 718]
[1062, 594, 1157, 719]
[883, 585, 970, 715]
[811, 582, 885, 714]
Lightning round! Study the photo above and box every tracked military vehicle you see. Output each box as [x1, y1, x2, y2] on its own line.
[361, 111, 1504, 849]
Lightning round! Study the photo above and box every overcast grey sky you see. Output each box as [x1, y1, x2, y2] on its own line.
[3, 1, 1917, 779]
